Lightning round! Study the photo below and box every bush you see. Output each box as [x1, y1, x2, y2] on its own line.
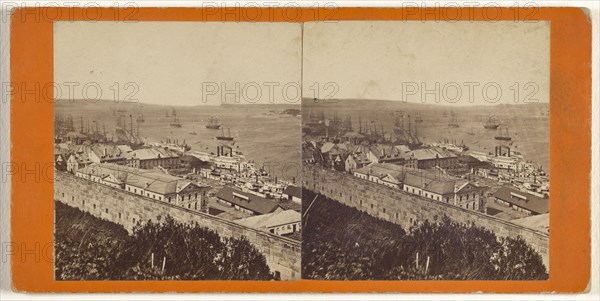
[54, 201, 277, 280]
[301, 189, 548, 280]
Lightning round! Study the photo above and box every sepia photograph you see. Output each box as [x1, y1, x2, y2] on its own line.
[52, 22, 302, 281]
[5, 2, 596, 296]
[301, 21, 550, 280]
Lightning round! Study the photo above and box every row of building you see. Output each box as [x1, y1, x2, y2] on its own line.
[55, 143, 184, 173]
[72, 161, 303, 237]
[75, 163, 210, 210]
[353, 162, 487, 212]
[305, 141, 461, 173]
[352, 162, 549, 216]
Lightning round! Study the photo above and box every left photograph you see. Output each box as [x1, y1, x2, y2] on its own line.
[52, 22, 302, 281]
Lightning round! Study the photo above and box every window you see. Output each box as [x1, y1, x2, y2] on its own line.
[383, 208, 386, 213]
[118, 213, 122, 219]
[395, 212, 399, 218]
[62, 193, 64, 197]
[105, 208, 108, 213]
[370, 204, 373, 209]
[72, 196, 74, 201]
[93, 204, 96, 209]
[195, 193, 198, 199]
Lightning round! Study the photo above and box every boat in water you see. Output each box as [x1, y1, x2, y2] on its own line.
[216, 127, 234, 141]
[448, 112, 460, 128]
[189, 126, 197, 135]
[494, 127, 512, 141]
[415, 113, 423, 123]
[170, 109, 182, 127]
[206, 115, 221, 129]
[484, 115, 500, 129]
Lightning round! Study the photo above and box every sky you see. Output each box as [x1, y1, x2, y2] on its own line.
[303, 21, 550, 106]
[54, 21, 302, 106]
[55, 21, 549, 107]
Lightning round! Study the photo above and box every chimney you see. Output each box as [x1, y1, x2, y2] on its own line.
[104, 147, 107, 157]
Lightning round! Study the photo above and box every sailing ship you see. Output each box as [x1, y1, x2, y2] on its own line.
[467, 127, 475, 135]
[415, 113, 423, 123]
[165, 110, 170, 118]
[448, 112, 460, 128]
[170, 109, 182, 127]
[206, 115, 221, 129]
[494, 127, 512, 141]
[136, 105, 145, 123]
[484, 115, 500, 129]
[189, 126, 197, 135]
[216, 127, 234, 141]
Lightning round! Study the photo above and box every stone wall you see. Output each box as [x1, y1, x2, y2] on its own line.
[303, 165, 549, 268]
[54, 172, 301, 280]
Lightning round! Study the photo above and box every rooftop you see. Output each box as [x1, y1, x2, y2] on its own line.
[234, 209, 301, 231]
[216, 186, 281, 215]
[282, 185, 301, 198]
[493, 186, 549, 215]
[132, 147, 180, 160]
[77, 163, 208, 195]
[410, 147, 457, 160]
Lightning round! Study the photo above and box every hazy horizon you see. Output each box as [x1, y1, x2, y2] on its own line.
[303, 21, 550, 106]
[54, 22, 302, 106]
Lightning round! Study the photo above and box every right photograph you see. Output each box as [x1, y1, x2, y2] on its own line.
[301, 21, 550, 280]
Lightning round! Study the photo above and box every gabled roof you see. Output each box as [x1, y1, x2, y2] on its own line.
[216, 186, 281, 215]
[90, 145, 124, 160]
[132, 147, 179, 160]
[511, 213, 549, 233]
[77, 163, 208, 195]
[282, 185, 301, 198]
[493, 186, 549, 215]
[410, 147, 457, 160]
[320, 142, 335, 154]
[234, 209, 301, 230]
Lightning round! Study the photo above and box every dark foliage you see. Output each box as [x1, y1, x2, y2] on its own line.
[55, 201, 277, 280]
[302, 189, 548, 280]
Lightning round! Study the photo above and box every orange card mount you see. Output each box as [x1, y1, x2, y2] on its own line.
[10, 6, 591, 293]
